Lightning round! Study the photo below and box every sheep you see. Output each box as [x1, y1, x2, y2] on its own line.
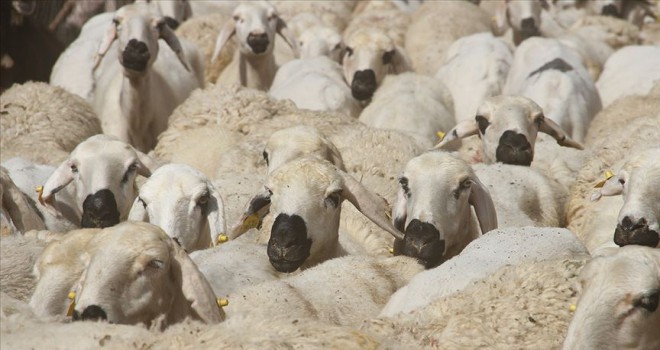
[229, 156, 404, 273]
[381, 226, 589, 317]
[596, 45, 660, 108]
[223, 255, 424, 327]
[51, 2, 204, 151]
[390, 151, 497, 268]
[30, 221, 223, 326]
[582, 0, 658, 27]
[503, 37, 602, 142]
[1, 166, 45, 236]
[487, 0, 554, 45]
[0, 82, 101, 166]
[404, 1, 492, 76]
[128, 163, 226, 252]
[435, 95, 583, 166]
[590, 147, 660, 248]
[0, 232, 53, 302]
[435, 32, 513, 123]
[358, 72, 455, 148]
[341, 27, 412, 101]
[273, 0, 356, 33]
[212, 1, 298, 91]
[283, 13, 344, 61]
[4, 135, 160, 231]
[269, 56, 361, 118]
[564, 245, 660, 350]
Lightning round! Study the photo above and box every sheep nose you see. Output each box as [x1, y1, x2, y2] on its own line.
[121, 39, 150, 72]
[247, 33, 270, 54]
[396, 219, 445, 269]
[81, 189, 120, 228]
[614, 216, 660, 247]
[601, 4, 620, 17]
[519, 17, 540, 40]
[268, 214, 311, 273]
[351, 69, 377, 101]
[496, 131, 533, 166]
[81, 305, 108, 321]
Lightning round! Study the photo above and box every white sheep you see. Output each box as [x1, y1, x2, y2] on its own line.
[503, 36, 602, 142]
[564, 245, 660, 350]
[212, 1, 298, 90]
[128, 163, 226, 252]
[358, 72, 455, 148]
[3, 135, 160, 232]
[52, 2, 204, 151]
[381, 226, 589, 317]
[0, 82, 101, 166]
[405, 1, 492, 76]
[345, 1, 411, 47]
[284, 13, 344, 61]
[269, 56, 362, 118]
[435, 32, 513, 123]
[596, 45, 660, 108]
[29, 221, 223, 326]
[487, 0, 553, 45]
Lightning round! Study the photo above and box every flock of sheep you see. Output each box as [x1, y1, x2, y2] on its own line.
[1, 0, 659, 349]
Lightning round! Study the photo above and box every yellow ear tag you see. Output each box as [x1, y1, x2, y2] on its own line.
[594, 170, 615, 188]
[436, 131, 446, 142]
[216, 234, 228, 245]
[216, 298, 229, 308]
[36, 186, 44, 203]
[569, 304, 576, 312]
[66, 292, 76, 317]
[242, 214, 260, 230]
[388, 247, 394, 255]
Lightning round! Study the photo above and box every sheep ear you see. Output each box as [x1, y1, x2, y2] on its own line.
[169, 241, 224, 324]
[128, 197, 148, 222]
[40, 160, 75, 213]
[468, 176, 498, 234]
[228, 188, 272, 239]
[159, 19, 190, 71]
[1, 169, 46, 232]
[324, 140, 347, 171]
[492, 0, 509, 36]
[276, 16, 299, 57]
[538, 116, 584, 150]
[339, 170, 404, 241]
[390, 45, 412, 74]
[93, 20, 118, 70]
[205, 184, 226, 246]
[211, 19, 236, 63]
[134, 150, 160, 178]
[591, 175, 624, 201]
[434, 120, 479, 149]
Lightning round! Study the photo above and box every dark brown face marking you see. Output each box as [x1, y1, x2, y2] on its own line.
[614, 216, 659, 247]
[528, 58, 574, 78]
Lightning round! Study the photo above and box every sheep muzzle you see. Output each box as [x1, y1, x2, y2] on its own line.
[121, 39, 150, 72]
[614, 217, 659, 247]
[351, 69, 377, 101]
[247, 33, 270, 54]
[81, 189, 120, 228]
[496, 131, 533, 166]
[267, 214, 311, 273]
[396, 219, 445, 269]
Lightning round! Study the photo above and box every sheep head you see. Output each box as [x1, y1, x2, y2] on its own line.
[435, 95, 583, 166]
[40, 135, 159, 229]
[128, 164, 227, 252]
[392, 151, 497, 268]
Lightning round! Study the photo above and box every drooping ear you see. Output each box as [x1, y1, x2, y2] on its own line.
[40, 160, 75, 213]
[93, 19, 118, 70]
[338, 170, 404, 241]
[211, 19, 236, 63]
[158, 19, 190, 71]
[169, 240, 224, 324]
[134, 150, 160, 178]
[389, 45, 412, 74]
[276, 16, 299, 57]
[324, 139, 347, 171]
[1, 169, 46, 232]
[590, 175, 624, 201]
[205, 184, 226, 246]
[538, 116, 584, 150]
[468, 176, 498, 234]
[492, 0, 510, 36]
[434, 120, 479, 149]
[228, 187, 272, 239]
[127, 197, 148, 222]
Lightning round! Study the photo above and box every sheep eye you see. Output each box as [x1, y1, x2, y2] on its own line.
[535, 115, 545, 126]
[70, 165, 78, 173]
[333, 43, 341, 51]
[345, 47, 354, 57]
[619, 178, 625, 185]
[382, 50, 395, 64]
[460, 178, 473, 189]
[198, 192, 210, 206]
[112, 18, 120, 26]
[121, 163, 138, 183]
[138, 197, 147, 209]
[262, 151, 269, 166]
[399, 177, 410, 197]
[476, 115, 490, 135]
[325, 191, 342, 209]
[634, 290, 659, 312]
[147, 259, 164, 270]
[233, 15, 240, 21]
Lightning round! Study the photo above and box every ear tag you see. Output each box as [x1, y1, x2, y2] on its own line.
[436, 131, 446, 142]
[242, 214, 260, 230]
[388, 247, 394, 255]
[216, 298, 229, 308]
[36, 186, 44, 204]
[594, 170, 615, 188]
[66, 292, 76, 317]
[216, 234, 228, 245]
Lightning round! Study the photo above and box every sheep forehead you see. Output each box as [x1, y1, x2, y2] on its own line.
[89, 222, 172, 263]
[267, 128, 326, 153]
[269, 158, 341, 192]
[405, 152, 472, 187]
[345, 29, 393, 51]
[480, 96, 542, 122]
[115, 2, 160, 20]
[622, 148, 660, 173]
[233, 1, 276, 18]
[582, 247, 660, 293]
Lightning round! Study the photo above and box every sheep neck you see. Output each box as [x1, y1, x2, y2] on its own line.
[120, 72, 152, 145]
[238, 52, 276, 90]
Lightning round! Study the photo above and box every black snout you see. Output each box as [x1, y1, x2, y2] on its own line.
[247, 33, 270, 54]
[394, 219, 445, 269]
[267, 214, 311, 273]
[519, 17, 540, 41]
[601, 4, 620, 17]
[73, 305, 108, 322]
[496, 131, 533, 166]
[121, 39, 150, 72]
[614, 216, 660, 247]
[81, 189, 120, 228]
[351, 69, 377, 101]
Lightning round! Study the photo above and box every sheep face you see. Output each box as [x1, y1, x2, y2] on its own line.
[298, 26, 343, 61]
[435, 95, 583, 165]
[564, 246, 660, 350]
[343, 29, 408, 101]
[70, 222, 223, 326]
[506, 0, 544, 44]
[128, 164, 226, 252]
[587, 0, 623, 17]
[392, 152, 497, 268]
[41, 135, 158, 228]
[263, 126, 345, 174]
